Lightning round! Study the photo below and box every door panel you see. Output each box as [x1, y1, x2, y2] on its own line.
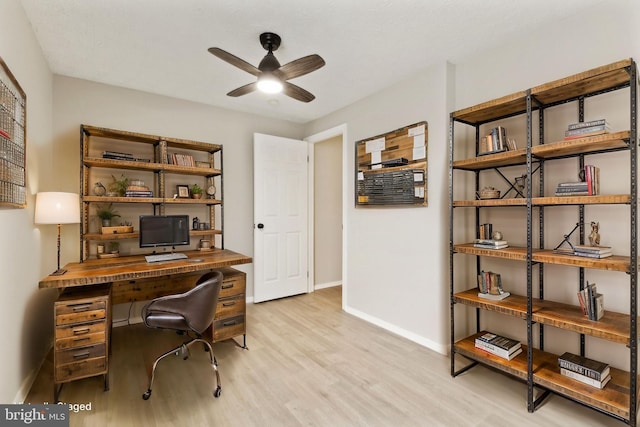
[254, 133, 308, 302]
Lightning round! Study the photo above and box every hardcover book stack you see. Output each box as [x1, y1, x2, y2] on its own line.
[577, 281, 605, 321]
[167, 153, 195, 167]
[558, 352, 611, 389]
[477, 270, 510, 300]
[475, 332, 522, 360]
[474, 239, 508, 250]
[573, 245, 612, 259]
[563, 119, 610, 140]
[102, 150, 151, 163]
[554, 165, 600, 196]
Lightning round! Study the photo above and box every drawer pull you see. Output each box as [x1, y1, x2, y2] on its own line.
[74, 337, 91, 343]
[73, 328, 91, 335]
[221, 284, 234, 290]
[73, 351, 91, 359]
[222, 301, 236, 307]
[69, 303, 92, 312]
[222, 320, 237, 327]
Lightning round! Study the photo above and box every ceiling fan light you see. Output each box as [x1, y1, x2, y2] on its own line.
[257, 75, 283, 94]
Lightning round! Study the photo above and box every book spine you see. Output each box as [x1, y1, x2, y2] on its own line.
[558, 357, 606, 380]
[567, 119, 607, 130]
[560, 368, 607, 388]
[565, 124, 610, 136]
[475, 341, 511, 359]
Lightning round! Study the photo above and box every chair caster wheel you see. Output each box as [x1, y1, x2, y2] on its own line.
[142, 390, 151, 400]
[213, 387, 222, 398]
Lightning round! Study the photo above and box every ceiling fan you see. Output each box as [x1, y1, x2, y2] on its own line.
[208, 32, 325, 103]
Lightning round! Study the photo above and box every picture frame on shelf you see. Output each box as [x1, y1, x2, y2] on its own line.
[177, 185, 190, 198]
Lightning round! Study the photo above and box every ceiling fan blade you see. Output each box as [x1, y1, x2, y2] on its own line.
[227, 82, 258, 97]
[208, 47, 260, 77]
[275, 54, 325, 80]
[282, 81, 315, 103]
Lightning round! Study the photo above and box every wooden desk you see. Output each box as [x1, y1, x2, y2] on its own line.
[39, 248, 252, 402]
[39, 248, 252, 289]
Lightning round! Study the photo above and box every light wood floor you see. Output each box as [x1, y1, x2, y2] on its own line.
[27, 286, 620, 426]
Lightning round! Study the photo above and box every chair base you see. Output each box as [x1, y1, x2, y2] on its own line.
[142, 337, 221, 400]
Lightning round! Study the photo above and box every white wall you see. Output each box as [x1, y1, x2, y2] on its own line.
[0, 0, 55, 403]
[306, 62, 453, 353]
[313, 135, 342, 288]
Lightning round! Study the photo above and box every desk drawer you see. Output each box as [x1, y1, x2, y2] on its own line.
[56, 299, 106, 316]
[56, 343, 105, 365]
[55, 357, 107, 383]
[55, 332, 105, 350]
[219, 272, 246, 298]
[56, 309, 106, 326]
[213, 314, 245, 342]
[216, 295, 245, 319]
[55, 321, 106, 339]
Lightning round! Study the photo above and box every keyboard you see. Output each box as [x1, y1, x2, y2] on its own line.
[145, 252, 188, 263]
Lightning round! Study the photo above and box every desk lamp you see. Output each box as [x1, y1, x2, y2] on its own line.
[35, 192, 80, 275]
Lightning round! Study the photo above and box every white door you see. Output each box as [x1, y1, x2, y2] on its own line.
[254, 133, 309, 303]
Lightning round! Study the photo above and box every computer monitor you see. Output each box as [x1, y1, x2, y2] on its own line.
[139, 215, 190, 248]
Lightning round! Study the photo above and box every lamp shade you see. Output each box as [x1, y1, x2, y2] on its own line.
[35, 192, 80, 224]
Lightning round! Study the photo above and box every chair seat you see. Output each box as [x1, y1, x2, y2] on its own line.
[144, 312, 190, 331]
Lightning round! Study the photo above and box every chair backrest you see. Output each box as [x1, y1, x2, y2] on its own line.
[186, 271, 224, 334]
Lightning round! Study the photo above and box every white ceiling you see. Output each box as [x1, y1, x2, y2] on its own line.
[20, 0, 606, 124]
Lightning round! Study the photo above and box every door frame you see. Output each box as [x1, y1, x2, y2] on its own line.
[304, 124, 348, 309]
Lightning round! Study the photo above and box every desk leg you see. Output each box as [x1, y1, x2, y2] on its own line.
[232, 334, 248, 350]
[53, 383, 63, 403]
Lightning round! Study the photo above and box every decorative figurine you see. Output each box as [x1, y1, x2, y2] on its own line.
[589, 221, 600, 246]
[93, 182, 107, 196]
[192, 217, 199, 230]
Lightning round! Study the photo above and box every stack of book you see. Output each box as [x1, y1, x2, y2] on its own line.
[477, 270, 510, 300]
[475, 332, 522, 360]
[577, 281, 605, 321]
[573, 244, 612, 259]
[168, 153, 195, 166]
[564, 119, 610, 140]
[474, 239, 508, 249]
[554, 165, 599, 196]
[478, 223, 492, 240]
[102, 150, 151, 162]
[558, 352, 611, 389]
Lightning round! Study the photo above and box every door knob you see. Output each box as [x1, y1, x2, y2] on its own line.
[257, 223, 264, 229]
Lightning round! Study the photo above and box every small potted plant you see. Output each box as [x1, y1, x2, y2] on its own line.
[190, 184, 204, 199]
[108, 174, 129, 197]
[96, 203, 120, 227]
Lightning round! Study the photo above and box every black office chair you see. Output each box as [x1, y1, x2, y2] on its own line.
[141, 271, 223, 400]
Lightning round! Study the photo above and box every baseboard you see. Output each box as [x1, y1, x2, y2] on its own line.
[14, 339, 54, 403]
[315, 280, 341, 290]
[344, 305, 448, 355]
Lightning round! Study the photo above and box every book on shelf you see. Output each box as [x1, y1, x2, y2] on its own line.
[558, 352, 610, 381]
[564, 124, 611, 137]
[478, 291, 510, 301]
[479, 126, 513, 155]
[573, 249, 612, 259]
[560, 368, 611, 389]
[475, 332, 522, 360]
[474, 239, 508, 245]
[478, 223, 492, 240]
[476, 270, 507, 296]
[567, 119, 608, 130]
[474, 243, 509, 249]
[572, 245, 612, 254]
[125, 191, 154, 197]
[577, 281, 604, 320]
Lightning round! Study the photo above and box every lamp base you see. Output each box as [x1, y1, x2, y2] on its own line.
[50, 268, 68, 276]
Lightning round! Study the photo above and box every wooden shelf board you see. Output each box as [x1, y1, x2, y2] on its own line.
[530, 59, 633, 105]
[84, 232, 139, 241]
[83, 196, 164, 204]
[453, 199, 527, 207]
[532, 131, 630, 159]
[162, 164, 222, 176]
[454, 244, 630, 273]
[454, 289, 631, 344]
[532, 194, 631, 206]
[163, 138, 222, 153]
[454, 244, 528, 261]
[190, 229, 223, 236]
[451, 91, 528, 125]
[84, 157, 162, 171]
[452, 148, 527, 171]
[163, 198, 221, 205]
[455, 333, 636, 420]
[532, 250, 630, 273]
